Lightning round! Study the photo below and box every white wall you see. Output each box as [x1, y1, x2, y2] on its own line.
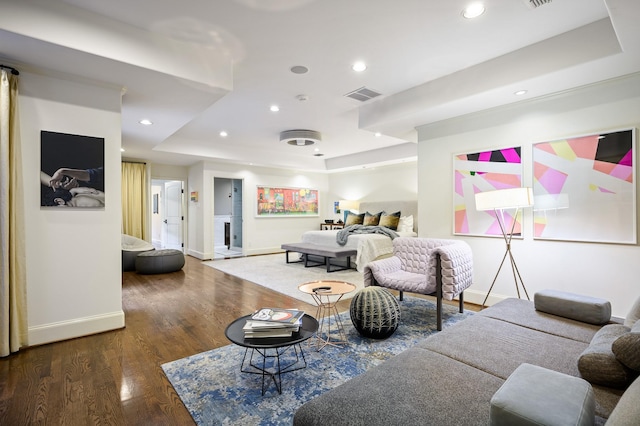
[417, 74, 640, 318]
[327, 161, 418, 212]
[150, 163, 188, 181]
[186, 161, 329, 258]
[151, 183, 162, 245]
[19, 71, 124, 345]
[185, 160, 419, 259]
[213, 178, 232, 215]
[187, 162, 206, 257]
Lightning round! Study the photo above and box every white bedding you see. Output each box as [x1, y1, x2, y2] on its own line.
[301, 230, 417, 272]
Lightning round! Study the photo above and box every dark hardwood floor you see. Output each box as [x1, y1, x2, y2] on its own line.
[0, 255, 479, 425]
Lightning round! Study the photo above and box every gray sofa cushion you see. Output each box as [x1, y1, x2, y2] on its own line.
[605, 375, 640, 425]
[478, 298, 601, 344]
[293, 347, 504, 426]
[418, 315, 588, 379]
[578, 324, 635, 388]
[535, 289, 611, 325]
[490, 363, 595, 426]
[612, 321, 640, 371]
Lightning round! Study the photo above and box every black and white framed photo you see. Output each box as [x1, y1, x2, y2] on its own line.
[40, 131, 105, 208]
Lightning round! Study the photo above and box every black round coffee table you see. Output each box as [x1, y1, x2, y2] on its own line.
[225, 313, 318, 395]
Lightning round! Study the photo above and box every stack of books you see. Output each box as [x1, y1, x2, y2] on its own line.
[243, 308, 304, 338]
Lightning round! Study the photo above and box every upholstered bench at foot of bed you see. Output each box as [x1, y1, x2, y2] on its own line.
[281, 243, 357, 272]
[135, 249, 185, 274]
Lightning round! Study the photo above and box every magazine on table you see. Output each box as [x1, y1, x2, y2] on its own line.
[243, 320, 300, 338]
[243, 320, 301, 332]
[244, 308, 304, 338]
[243, 329, 295, 338]
[250, 308, 304, 324]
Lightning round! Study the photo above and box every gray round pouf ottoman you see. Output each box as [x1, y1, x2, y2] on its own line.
[135, 249, 185, 274]
[122, 248, 154, 272]
[350, 287, 401, 339]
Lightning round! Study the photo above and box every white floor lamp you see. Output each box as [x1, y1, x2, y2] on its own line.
[475, 187, 534, 307]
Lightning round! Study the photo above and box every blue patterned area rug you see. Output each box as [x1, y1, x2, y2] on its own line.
[162, 296, 472, 426]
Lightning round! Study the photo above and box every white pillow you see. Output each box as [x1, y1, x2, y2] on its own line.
[397, 215, 414, 233]
[396, 231, 418, 237]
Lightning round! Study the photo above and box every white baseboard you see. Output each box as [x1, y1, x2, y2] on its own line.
[244, 247, 282, 256]
[459, 289, 509, 307]
[28, 310, 125, 347]
[187, 249, 214, 260]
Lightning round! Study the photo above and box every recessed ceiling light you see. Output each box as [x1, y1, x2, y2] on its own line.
[120, 148, 125, 152]
[314, 148, 320, 152]
[375, 132, 381, 137]
[352, 61, 367, 72]
[462, 2, 485, 19]
[219, 131, 228, 137]
[290, 65, 309, 74]
[270, 105, 280, 112]
[139, 119, 153, 125]
[514, 90, 528, 96]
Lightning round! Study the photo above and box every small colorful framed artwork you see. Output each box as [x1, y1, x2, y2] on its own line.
[256, 186, 319, 217]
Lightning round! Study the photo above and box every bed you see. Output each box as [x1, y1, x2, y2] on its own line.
[300, 200, 418, 272]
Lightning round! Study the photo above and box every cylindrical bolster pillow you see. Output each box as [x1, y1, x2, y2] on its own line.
[534, 289, 611, 325]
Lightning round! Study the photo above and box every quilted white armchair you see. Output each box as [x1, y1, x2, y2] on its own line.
[364, 237, 474, 330]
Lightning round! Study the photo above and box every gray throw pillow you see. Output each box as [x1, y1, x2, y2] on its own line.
[612, 321, 640, 372]
[624, 295, 640, 327]
[578, 324, 634, 388]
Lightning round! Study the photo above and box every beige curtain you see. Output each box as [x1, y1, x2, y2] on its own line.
[121, 161, 147, 239]
[0, 68, 28, 357]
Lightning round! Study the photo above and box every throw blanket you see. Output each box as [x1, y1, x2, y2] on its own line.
[336, 225, 399, 246]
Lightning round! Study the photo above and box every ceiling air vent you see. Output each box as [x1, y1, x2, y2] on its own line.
[523, 0, 552, 9]
[344, 87, 382, 102]
[280, 129, 322, 146]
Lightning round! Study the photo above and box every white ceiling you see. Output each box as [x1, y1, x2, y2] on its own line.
[1, 0, 639, 172]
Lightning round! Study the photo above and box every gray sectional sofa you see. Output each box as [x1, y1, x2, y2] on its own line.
[294, 291, 640, 425]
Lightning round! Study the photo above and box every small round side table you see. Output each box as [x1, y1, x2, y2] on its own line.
[225, 313, 318, 395]
[298, 280, 356, 350]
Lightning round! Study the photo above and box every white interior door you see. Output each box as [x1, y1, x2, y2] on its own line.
[163, 181, 183, 251]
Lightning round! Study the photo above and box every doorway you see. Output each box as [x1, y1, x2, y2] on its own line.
[151, 179, 184, 251]
[213, 177, 243, 258]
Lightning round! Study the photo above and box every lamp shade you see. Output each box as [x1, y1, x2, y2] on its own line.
[339, 200, 360, 212]
[475, 188, 533, 211]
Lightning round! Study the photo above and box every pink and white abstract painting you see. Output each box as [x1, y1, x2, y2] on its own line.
[532, 129, 635, 244]
[454, 147, 523, 237]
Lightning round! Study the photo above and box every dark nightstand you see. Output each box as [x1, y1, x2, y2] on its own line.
[320, 223, 344, 230]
